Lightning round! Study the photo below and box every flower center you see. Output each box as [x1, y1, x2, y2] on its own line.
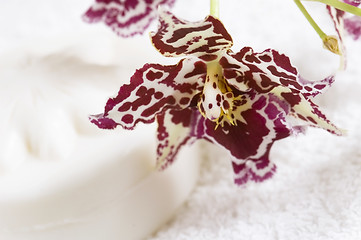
[197, 60, 236, 128]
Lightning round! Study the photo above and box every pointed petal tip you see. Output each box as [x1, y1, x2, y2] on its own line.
[332, 127, 347, 136]
[89, 114, 118, 129]
[155, 157, 170, 171]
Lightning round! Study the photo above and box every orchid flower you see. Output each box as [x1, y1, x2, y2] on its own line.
[83, 0, 175, 37]
[91, 9, 341, 185]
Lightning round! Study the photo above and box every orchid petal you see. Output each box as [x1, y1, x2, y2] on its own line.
[231, 155, 276, 185]
[220, 47, 340, 135]
[271, 86, 343, 135]
[220, 48, 301, 94]
[344, 15, 361, 40]
[193, 93, 291, 185]
[150, 9, 233, 60]
[156, 108, 197, 169]
[90, 58, 206, 130]
[83, 0, 175, 37]
[299, 75, 335, 98]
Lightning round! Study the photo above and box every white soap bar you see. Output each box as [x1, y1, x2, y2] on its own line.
[0, 131, 201, 240]
[0, 36, 200, 240]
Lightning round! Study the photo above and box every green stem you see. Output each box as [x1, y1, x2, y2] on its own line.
[210, 0, 219, 18]
[303, 0, 361, 17]
[294, 0, 327, 39]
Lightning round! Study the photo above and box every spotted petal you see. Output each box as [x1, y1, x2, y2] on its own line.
[220, 48, 301, 94]
[90, 58, 206, 129]
[299, 75, 335, 98]
[271, 86, 342, 135]
[344, 15, 361, 40]
[83, 0, 175, 37]
[156, 108, 197, 169]
[193, 92, 291, 185]
[151, 9, 233, 61]
[340, 1, 361, 40]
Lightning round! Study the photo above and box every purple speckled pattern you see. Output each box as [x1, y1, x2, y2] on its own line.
[83, 0, 175, 37]
[343, 0, 361, 40]
[91, 10, 341, 185]
[345, 16, 361, 40]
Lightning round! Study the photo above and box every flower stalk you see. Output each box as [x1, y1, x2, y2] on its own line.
[210, 0, 219, 18]
[294, 0, 342, 55]
[294, 0, 327, 39]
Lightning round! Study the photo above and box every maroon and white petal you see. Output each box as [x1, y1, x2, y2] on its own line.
[344, 15, 361, 40]
[299, 74, 335, 98]
[218, 53, 251, 93]
[150, 9, 233, 60]
[231, 154, 276, 185]
[83, 0, 175, 37]
[193, 93, 291, 185]
[272, 86, 343, 135]
[90, 58, 206, 130]
[220, 48, 301, 94]
[156, 108, 197, 169]
[221, 47, 336, 97]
